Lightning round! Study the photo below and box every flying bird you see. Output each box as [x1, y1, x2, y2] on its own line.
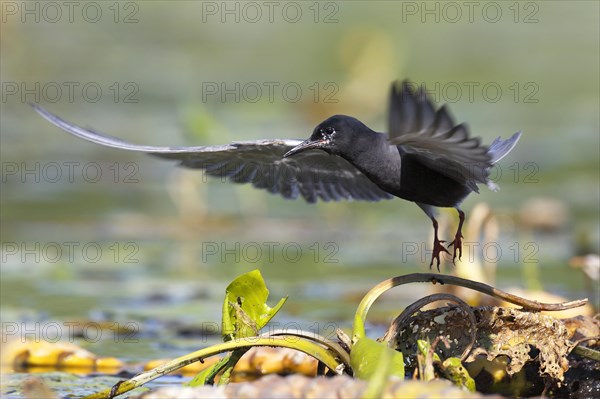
[31, 81, 521, 269]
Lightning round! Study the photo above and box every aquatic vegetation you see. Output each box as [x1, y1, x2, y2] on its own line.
[68, 270, 595, 399]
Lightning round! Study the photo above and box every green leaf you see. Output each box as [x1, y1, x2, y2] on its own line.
[417, 339, 441, 363]
[441, 357, 476, 392]
[416, 339, 437, 381]
[187, 356, 230, 387]
[350, 337, 404, 380]
[216, 349, 248, 386]
[221, 270, 287, 340]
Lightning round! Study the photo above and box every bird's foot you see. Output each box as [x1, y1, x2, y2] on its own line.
[429, 238, 450, 271]
[447, 233, 463, 263]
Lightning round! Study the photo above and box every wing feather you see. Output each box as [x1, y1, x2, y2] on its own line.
[32, 104, 392, 203]
[388, 81, 494, 187]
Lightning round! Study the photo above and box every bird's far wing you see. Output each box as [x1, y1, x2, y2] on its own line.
[387, 81, 493, 190]
[32, 104, 393, 203]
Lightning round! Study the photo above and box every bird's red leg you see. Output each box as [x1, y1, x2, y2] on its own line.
[430, 217, 450, 271]
[447, 209, 465, 262]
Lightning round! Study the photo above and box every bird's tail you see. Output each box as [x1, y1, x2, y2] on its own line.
[487, 131, 522, 164]
[485, 131, 522, 192]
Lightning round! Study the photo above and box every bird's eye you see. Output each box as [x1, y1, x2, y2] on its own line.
[324, 127, 335, 135]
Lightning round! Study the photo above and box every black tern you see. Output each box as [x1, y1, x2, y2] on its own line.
[31, 80, 521, 269]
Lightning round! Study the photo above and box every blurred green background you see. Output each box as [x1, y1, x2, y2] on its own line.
[1, 1, 599, 364]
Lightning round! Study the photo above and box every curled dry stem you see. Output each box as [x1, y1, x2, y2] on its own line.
[354, 273, 587, 342]
[390, 293, 477, 362]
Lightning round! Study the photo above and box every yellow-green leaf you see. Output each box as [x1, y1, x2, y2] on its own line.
[221, 270, 287, 340]
[442, 357, 476, 392]
[417, 339, 441, 363]
[350, 337, 404, 380]
[187, 356, 229, 387]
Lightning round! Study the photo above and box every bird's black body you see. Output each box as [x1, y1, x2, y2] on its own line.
[300, 115, 472, 208]
[32, 80, 521, 269]
[396, 152, 472, 207]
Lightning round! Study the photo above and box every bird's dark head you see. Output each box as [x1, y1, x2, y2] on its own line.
[283, 115, 369, 158]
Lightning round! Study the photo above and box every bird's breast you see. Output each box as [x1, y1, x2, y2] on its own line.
[389, 153, 473, 207]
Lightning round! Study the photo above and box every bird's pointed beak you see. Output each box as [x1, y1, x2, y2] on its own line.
[283, 139, 326, 158]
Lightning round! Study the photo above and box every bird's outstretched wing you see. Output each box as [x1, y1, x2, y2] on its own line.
[387, 81, 494, 191]
[32, 104, 393, 203]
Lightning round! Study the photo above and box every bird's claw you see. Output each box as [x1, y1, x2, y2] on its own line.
[429, 238, 451, 272]
[446, 233, 463, 263]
